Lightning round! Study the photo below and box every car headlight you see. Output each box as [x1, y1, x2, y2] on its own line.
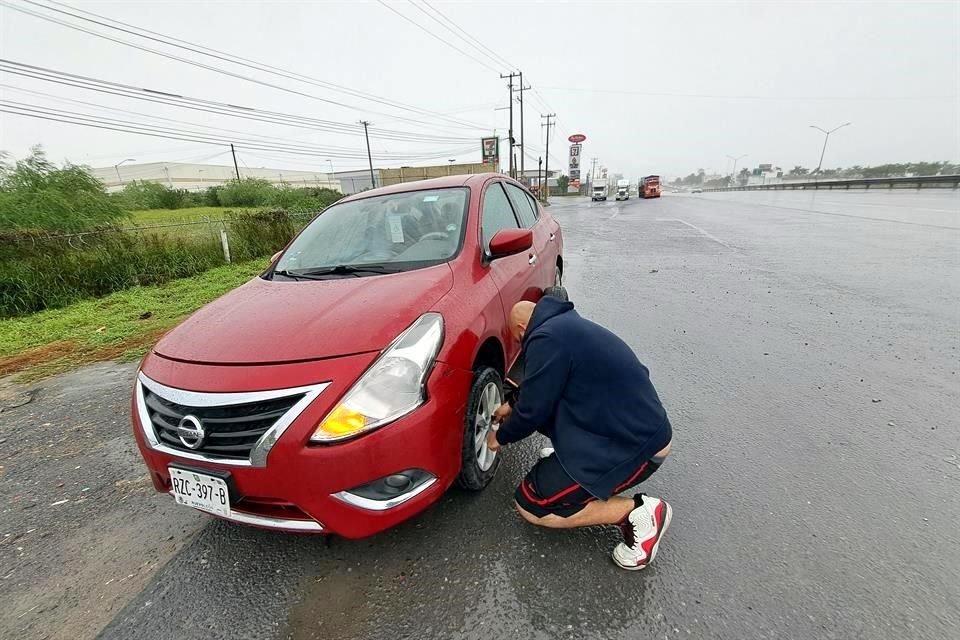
[310, 313, 444, 442]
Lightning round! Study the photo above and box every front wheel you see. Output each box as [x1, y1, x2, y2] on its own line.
[458, 367, 503, 491]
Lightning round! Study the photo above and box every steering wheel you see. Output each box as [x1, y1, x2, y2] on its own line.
[418, 232, 449, 241]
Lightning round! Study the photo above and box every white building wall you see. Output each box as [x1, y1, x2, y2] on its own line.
[91, 162, 341, 193]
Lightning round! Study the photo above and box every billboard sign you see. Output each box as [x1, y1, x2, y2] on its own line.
[569, 143, 582, 190]
[569, 178, 581, 193]
[481, 137, 499, 164]
[568, 134, 586, 143]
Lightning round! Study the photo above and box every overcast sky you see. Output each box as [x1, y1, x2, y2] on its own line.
[1, 0, 957, 180]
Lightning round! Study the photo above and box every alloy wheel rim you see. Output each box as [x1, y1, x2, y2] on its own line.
[474, 381, 501, 471]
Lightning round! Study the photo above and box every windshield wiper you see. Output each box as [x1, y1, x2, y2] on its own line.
[298, 264, 394, 277]
[271, 269, 328, 281]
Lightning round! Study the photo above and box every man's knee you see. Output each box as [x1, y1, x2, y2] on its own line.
[655, 440, 672, 459]
[514, 501, 567, 528]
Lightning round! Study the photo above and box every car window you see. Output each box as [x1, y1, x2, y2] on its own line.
[481, 182, 520, 251]
[503, 183, 538, 228]
[524, 191, 540, 220]
[274, 187, 468, 276]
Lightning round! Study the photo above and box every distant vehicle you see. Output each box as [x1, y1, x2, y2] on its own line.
[615, 178, 630, 201]
[691, 188, 702, 194]
[591, 178, 608, 201]
[642, 175, 661, 199]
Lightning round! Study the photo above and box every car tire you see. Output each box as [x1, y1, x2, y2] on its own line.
[543, 265, 568, 301]
[458, 366, 503, 491]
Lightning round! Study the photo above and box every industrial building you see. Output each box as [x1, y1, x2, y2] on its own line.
[92, 162, 339, 193]
[92, 161, 500, 195]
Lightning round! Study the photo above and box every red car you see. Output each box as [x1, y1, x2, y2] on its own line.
[131, 174, 563, 538]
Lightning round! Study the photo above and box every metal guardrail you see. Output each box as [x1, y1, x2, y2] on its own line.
[703, 175, 960, 192]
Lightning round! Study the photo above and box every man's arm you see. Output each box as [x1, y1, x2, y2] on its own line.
[495, 334, 570, 445]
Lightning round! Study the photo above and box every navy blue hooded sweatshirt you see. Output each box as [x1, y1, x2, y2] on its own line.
[496, 297, 672, 499]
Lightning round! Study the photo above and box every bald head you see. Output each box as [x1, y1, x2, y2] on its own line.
[509, 301, 536, 343]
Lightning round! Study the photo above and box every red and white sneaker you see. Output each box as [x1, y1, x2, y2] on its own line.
[612, 496, 672, 571]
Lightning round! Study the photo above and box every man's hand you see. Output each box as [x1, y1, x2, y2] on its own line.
[486, 428, 500, 452]
[493, 402, 513, 425]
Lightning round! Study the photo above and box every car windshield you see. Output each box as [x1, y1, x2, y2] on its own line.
[274, 187, 468, 275]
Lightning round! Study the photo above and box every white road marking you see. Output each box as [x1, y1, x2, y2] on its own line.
[656, 217, 733, 249]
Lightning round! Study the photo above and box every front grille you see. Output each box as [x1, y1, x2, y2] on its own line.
[143, 388, 305, 460]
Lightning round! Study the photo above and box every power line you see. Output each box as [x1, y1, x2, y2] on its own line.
[12, 0, 493, 131]
[375, 0, 503, 74]
[0, 60, 481, 143]
[406, 0, 514, 73]
[0, 0, 490, 132]
[0, 83, 475, 153]
[0, 101, 479, 162]
[419, 0, 517, 71]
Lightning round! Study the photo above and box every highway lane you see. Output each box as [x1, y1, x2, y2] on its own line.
[2, 189, 957, 639]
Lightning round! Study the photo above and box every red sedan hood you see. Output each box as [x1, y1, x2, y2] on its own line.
[154, 265, 454, 364]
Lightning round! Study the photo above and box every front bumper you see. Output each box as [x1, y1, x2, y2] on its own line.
[132, 353, 472, 538]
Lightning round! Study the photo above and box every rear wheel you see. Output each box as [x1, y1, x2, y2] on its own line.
[458, 367, 502, 490]
[543, 264, 568, 300]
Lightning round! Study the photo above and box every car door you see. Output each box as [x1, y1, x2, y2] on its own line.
[502, 182, 550, 289]
[504, 183, 560, 288]
[480, 180, 538, 366]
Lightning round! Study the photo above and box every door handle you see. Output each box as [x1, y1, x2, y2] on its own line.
[549, 233, 556, 241]
[528, 254, 538, 265]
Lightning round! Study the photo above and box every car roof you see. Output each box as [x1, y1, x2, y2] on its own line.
[338, 172, 506, 203]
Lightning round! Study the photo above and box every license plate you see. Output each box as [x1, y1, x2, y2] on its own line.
[169, 466, 231, 518]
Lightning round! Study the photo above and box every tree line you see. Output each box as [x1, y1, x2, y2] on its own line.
[672, 161, 960, 188]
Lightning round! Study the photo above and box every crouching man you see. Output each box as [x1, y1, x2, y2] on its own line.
[489, 297, 674, 570]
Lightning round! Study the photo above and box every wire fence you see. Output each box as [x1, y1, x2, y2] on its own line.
[1, 209, 321, 317]
[1, 210, 322, 261]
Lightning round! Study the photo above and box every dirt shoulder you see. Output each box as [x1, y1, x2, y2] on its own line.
[0, 361, 206, 640]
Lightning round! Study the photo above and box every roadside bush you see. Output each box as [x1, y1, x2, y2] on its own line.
[0, 210, 309, 317]
[117, 181, 190, 210]
[228, 210, 299, 259]
[202, 186, 223, 207]
[217, 178, 275, 207]
[0, 146, 127, 232]
[216, 179, 341, 211]
[0, 232, 225, 317]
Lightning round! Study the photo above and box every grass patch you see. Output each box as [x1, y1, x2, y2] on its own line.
[129, 207, 252, 225]
[0, 260, 265, 381]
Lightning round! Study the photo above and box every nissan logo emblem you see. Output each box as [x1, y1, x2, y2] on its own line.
[176, 414, 206, 450]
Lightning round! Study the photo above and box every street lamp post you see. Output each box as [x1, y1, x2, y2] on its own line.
[726, 154, 747, 185]
[114, 158, 136, 185]
[810, 123, 851, 175]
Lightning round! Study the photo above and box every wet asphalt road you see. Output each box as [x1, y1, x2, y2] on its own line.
[3, 190, 958, 639]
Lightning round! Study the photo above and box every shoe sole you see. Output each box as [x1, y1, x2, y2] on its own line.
[612, 501, 673, 571]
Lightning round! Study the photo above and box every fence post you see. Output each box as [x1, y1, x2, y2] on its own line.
[220, 227, 231, 263]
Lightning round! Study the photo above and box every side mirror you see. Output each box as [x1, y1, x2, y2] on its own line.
[488, 228, 533, 259]
[270, 250, 282, 263]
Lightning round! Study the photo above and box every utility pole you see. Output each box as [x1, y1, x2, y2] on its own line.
[230, 143, 241, 181]
[360, 120, 376, 188]
[500, 72, 520, 178]
[541, 113, 556, 204]
[518, 72, 531, 182]
[538, 156, 543, 198]
[590, 157, 598, 181]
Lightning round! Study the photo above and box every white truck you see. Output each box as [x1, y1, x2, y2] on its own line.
[591, 178, 608, 201]
[615, 178, 630, 201]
